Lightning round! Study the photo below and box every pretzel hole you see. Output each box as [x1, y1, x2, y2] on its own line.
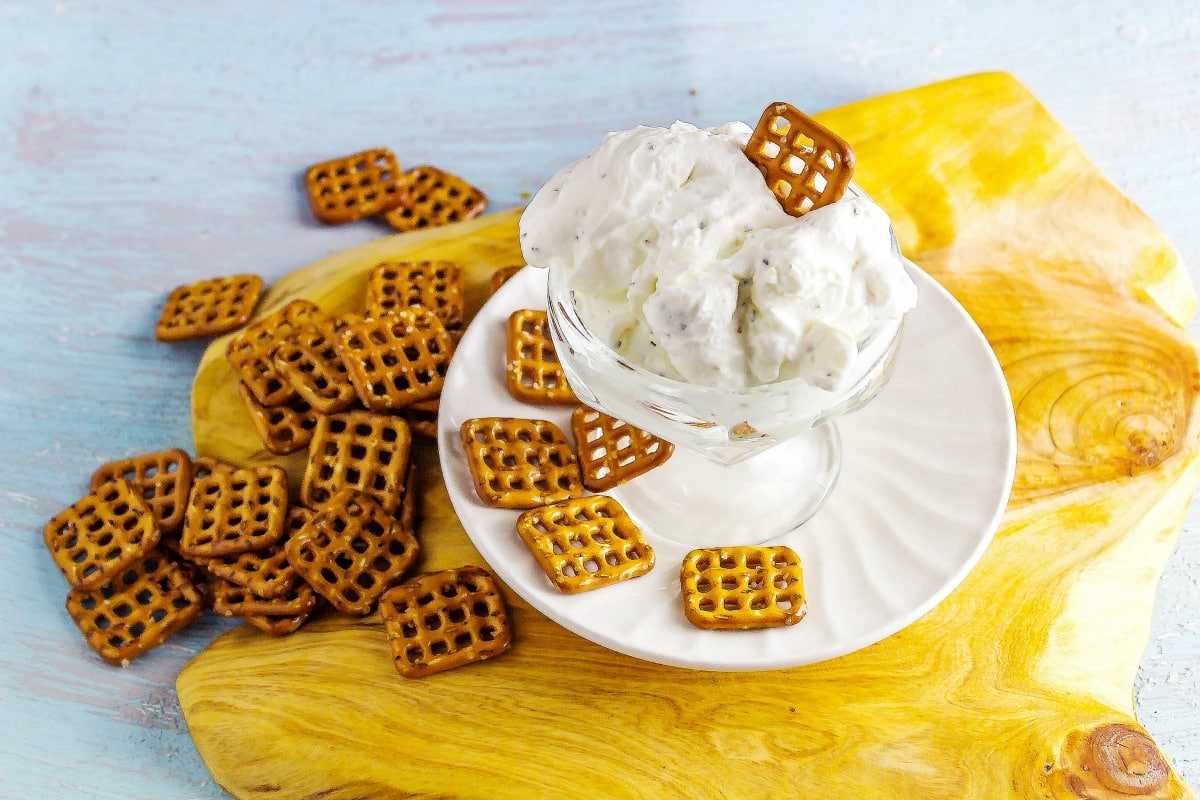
[772, 553, 793, 567]
[423, 613, 441, 630]
[342, 587, 361, 603]
[774, 575, 793, 589]
[604, 553, 620, 567]
[694, 557, 711, 572]
[561, 563, 577, 578]
[431, 641, 448, 656]
[777, 597, 795, 611]
[357, 573, 376, 589]
[720, 575, 739, 590]
[749, 596, 768, 611]
[783, 154, 806, 176]
[719, 554, 737, 569]
[723, 598, 741, 611]
[401, 622, 417, 638]
[748, 577, 764, 590]
[698, 598, 715, 612]
[758, 140, 781, 160]
[321, 568, 338, 585]
[772, 179, 792, 200]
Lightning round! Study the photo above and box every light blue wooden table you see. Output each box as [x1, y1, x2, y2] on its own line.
[2, 2, 1197, 796]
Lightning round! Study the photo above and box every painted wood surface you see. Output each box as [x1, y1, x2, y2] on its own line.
[1, 2, 1198, 797]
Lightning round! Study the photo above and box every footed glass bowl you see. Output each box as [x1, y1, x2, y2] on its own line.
[543, 204, 911, 542]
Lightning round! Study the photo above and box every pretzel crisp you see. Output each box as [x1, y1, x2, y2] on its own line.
[406, 397, 439, 439]
[305, 148, 405, 224]
[489, 265, 524, 296]
[366, 260, 465, 330]
[745, 102, 855, 217]
[194, 506, 310, 598]
[459, 417, 582, 509]
[272, 320, 358, 414]
[66, 551, 203, 665]
[286, 489, 420, 615]
[180, 465, 289, 558]
[174, 558, 214, 609]
[45, 480, 161, 590]
[301, 411, 412, 514]
[227, 299, 326, 406]
[379, 566, 511, 678]
[516, 496, 654, 593]
[244, 610, 313, 637]
[213, 578, 318, 618]
[90, 449, 193, 535]
[238, 383, 319, 455]
[155, 274, 263, 341]
[679, 546, 807, 630]
[506, 309, 577, 404]
[400, 463, 419, 534]
[192, 456, 235, 480]
[337, 308, 453, 411]
[571, 406, 674, 491]
[382, 165, 487, 233]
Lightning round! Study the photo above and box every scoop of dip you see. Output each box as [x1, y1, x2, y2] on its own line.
[519, 121, 917, 391]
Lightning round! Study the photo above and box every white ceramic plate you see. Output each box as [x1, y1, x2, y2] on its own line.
[438, 266, 1016, 671]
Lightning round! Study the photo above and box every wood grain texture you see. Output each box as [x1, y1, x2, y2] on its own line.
[178, 73, 1199, 799]
[3, 3, 1199, 797]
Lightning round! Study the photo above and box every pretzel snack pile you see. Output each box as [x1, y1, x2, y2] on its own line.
[46, 151, 518, 675]
[51, 108, 826, 677]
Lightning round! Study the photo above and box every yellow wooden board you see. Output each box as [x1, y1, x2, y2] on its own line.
[179, 73, 1200, 799]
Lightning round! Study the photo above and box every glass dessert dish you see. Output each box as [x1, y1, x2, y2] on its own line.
[545, 187, 912, 544]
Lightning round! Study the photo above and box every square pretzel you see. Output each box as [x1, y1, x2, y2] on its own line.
[744, 102, 855, 217]
[285, 489, 420, 615]
[180, 465, 289, 557]
[194, 506, 311, 598]
[45, 480, 161, 590]
[227, 299, 327, 406]
[489, 265, 524, 296]
[406, 397, 439, 439]
[90, 449, 193, 535]
[571, 406, 674, 491]
[238, 382, 319, 455]
[66, 551, 204, 665]
[300, 411, 412, 514]
[516, 496, 655, 593]
[459, 417, 582, 509]
[505, 309, 577, 404]
[379, 567, 511, 678]
[382, 165, 487, 233]
[155, 274, 263, 341]
[173, 558, 214, 610]
[213, 578, 318, 618]
[400, 462, 419, 534]
[244, 609, 313, 637]
[366, 260, 465, 330]
[679, 546, 807, 630]
[305, 148, 405, 224]
[192, 456, 235, 476]
[272, 320, 358, 414]
[337, 308, 453, 410]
